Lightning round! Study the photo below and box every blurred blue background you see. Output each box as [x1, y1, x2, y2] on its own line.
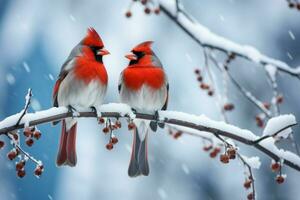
[0, 0, 299, 199]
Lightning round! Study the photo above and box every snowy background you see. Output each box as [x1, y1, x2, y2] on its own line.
[0, 0, 299, 199]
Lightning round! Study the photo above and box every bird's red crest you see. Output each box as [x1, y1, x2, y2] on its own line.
[82, 27, 104, 47]
[132, 41, 153, 54]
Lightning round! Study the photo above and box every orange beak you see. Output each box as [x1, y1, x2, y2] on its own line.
[125, 53, 137, 61]
[97, 49, 110, 56]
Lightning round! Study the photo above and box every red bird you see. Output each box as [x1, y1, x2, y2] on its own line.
[53, 27, 109, 167]
[119, 41, 169, 177]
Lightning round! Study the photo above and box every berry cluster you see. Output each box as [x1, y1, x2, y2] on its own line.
[194, 69, 214, 97]
[219, 147, 236, 164]
[125, 0, 160, 18]
[286, 0, 300, 10]
[23, 127, 42, 147]
[270, 161, 286, 184]
[98, 118, 122, 150]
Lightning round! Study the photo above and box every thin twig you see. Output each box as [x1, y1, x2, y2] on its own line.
[16, 88, 32, 126]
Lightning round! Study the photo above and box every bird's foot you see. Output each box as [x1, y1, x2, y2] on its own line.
[68, 105, 80, 118]
[150, 111, 165, 132]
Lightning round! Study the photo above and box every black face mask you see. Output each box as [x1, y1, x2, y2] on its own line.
[90, 46, 103, 63]
[129, 51, 145, 65]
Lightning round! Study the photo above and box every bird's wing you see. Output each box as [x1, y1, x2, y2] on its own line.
[161, 83, 169, 110]
[52, 59, 74, 107]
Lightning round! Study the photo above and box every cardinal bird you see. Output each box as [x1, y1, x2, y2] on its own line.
[52, 27, 109, 167]
[118, 41, 169, 177]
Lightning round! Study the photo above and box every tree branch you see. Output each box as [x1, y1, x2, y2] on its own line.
[158, 0, 300, 78]
[0, 103, 299, 171]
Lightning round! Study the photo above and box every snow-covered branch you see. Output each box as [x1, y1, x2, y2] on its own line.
[157, 0, 300, 78]
[0, 103, 299, 172]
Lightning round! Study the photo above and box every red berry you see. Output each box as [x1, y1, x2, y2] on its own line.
[111, 137, 118, 144]
[23, 127, 33, 137]
[194, 69, 200, 74]
[214, 147, 221, 153]
[203, 145, 213, 152]
[106, 143, 113, 150]
[33, 130, 41, 140]
[7, 150, 17, 160]
[263, 102, 270, 110]
[276, 95, 283, 104]
[16, 160, 25, 171]
[244, 180, 252, 189]
[271, 162, 281, 172]
[209, 151, 217, 158]
[197, 76, 203, 82]
[247, 193, 254, 200]
[34, 166, 43, 176]
[223, 103, 234, 111]
[0, 140, 4, 149]
[227, 148, 236, 159]
[98, 117, 105, 124]
[115, 121, 122, 128]
[102, 127, 109, 134]
[207, 90, 214, 96]
[173, 131, 182, 139]
[154, 8, 160, 14]
[125, 11, 132, 18]
[297, 4, 300, 10]
[276, 175, 285, 184]
[17, 169, 26, 178]
[144, 7, 151, 14]
[128, 122, 135, 130]
[220, 154, 229, 164]
[200, 83, 209, 90]
[255, 116, 264, 128]
[11, 133, 19, 140]
[26, 138, 34, 147]
[141, 0, 147, 5]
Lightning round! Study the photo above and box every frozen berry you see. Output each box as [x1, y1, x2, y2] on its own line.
[34, 166, 43, 176]
[111, 137, 118, 144]
[141, 0, 147, 5]
[173, 131, 182, 139]
[263, 102, 270, 110]
[255, 116, 264, 128]
[200, 83, 209, 90]
[125, 11, 132, 18]
[208, 90, 214, 96]
[102, 127, 109, 134]
[289, 3, 295, 8]
[7, 150, 17, 160]
[194, 69, 200, 74]
[247, 193, 254, 200]
[227, 148, 236, 159]
[224, 103, 234, 111]
[115, 120, 121, 128]
[106, 143, 113, 150]
[12, 133, 19, 140]
[23, 127, 33, 137]
[33, 130, 41, 140]
[26, 138, 34, 147]
[244, 180, 252, 189]
[16, 160, 25, 171]
[220, 154, 229, 164]
[297, 4, 300, 10]
[271, 162, 281, 172]
[17, 169, 26, 178]
[209, 151, 217, 158]
[128, 122, 135, 130]
[276, 95, 283, 104]
[98, 117, 105, 124]
[144, 7, 151, 14]
[0, 140, 4, 149]
[154, 8, 160, 14]
[276, 175, 285, 184]
[197, 76, 203, 82]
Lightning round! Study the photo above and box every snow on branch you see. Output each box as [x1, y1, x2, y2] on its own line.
[156, 0, 300, 78]
[0, 103, 300, 172]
